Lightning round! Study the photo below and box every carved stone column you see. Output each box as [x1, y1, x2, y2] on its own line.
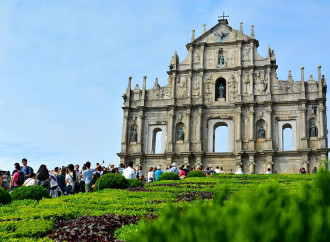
[249, 106, 255, 150]
[265, 155, 273, 173]
[267, 67, 271, 100]
[185, 109, 191, 151]
[318, 103, 326, 148]
[248, 154, 255, 174]
[238, 43, 242, 66]
[236, 108, 242, 151]
[167, 109, 175, 152]
[197, 107, 203, 151]
[249, 69, 254, 100]
[200, 44, 205, 68]
[136, 110, 144, 153]
[237, 70, 242, 101]
[266, 106, 273, 149]
[301, 153, 309, 173]
[189, 46, 193, 69]
[187, 72, 192, 104]
[171, 73, 176, 105]
[121, 110, 129, 153]
[250, 43, 254, 66]
[300, 105, 308, 149]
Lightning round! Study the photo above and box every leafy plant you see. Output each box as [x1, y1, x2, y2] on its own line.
[0, 188, 11, 204]
[10, 186, 50, 201]
[186, 170, 206, 178]
[157, 173, 180, 181]
[127, 179, 144, 188]
[94, 173, 129, 191]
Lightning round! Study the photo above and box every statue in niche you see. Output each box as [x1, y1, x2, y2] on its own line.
[218, 48, 225, 67]
[310, 122, 318, 137]
[218, 84, 225, 98]
[130, 127, 137, 142]
[257, 124, 265, 139]
[177, 127, 184, 141]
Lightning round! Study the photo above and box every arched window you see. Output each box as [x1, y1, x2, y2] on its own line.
[176, 122, 185, 141]
[283, 124, 293, 151]
[214, 123, 228, 152]
[152, 128, 163, 154]
[215, 78, 226, 101]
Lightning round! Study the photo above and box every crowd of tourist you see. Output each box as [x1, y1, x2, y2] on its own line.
[0, 158, 318, 198]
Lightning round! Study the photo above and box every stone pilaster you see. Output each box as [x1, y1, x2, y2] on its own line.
[136, 110, 144, 153]
[248, 105, 255, 150]
[200, 44, 205, 69]
[266, 106, 273, 149]
[250, 42, 254, 66]
[300, 104, 308, 149]
[197, 107, 203, 151]
[236, 107, 242, 151]
[238, 43, 242, 66]
[167, 109, 175, 152]
[185, 109, 191, 151]
[237, 70, 242, 101]
[248, 154, 255, 174]
[171, 73, 176, 105]
[249, 69, 254, 100]
[318, 103, 326, 148]
[267, 67, 271, 100]
[121, 110, 129, 153]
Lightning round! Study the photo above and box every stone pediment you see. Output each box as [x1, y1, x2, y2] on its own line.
[192, 21, 251, 44]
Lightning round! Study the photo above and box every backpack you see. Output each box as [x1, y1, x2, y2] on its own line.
[69, 173, 80, 194]
[27, 166, 34, 175]
[16, 172, 25, 186]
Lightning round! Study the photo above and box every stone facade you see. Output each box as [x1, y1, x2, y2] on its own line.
[117, 19, 329, 174]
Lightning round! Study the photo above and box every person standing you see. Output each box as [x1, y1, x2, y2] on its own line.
[123, 161, 136, 179]
[21, 158, 33, 181]
[9, 163, 24, 189]
[81, 162, 95, 192]
[147, 167, 154, 183]
[170, 163, 179, 174]
[154, 166, 163, 181]
[65, 164, 77, 195]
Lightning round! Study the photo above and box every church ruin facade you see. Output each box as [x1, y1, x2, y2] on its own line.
[117, 18, 328, 174]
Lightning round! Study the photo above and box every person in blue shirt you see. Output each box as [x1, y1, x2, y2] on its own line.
[81, 162, 95, 192]
[154, 166, 163, 181]
[21, 158, 33, 181]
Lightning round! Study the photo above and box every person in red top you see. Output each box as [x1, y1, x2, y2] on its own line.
[9, 163, 21, 189]
[179, 166, 186, 179]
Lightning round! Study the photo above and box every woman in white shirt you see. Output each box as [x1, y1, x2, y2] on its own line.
[24, 173, 36, 186]
[64, 164, 76, 195]
[147, 167, 154, 183]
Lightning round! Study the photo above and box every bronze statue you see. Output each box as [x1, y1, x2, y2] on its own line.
[257, 124, 265, 139]
[310, 122, 318, 137]
[131, 127, 137, 142]
[177, 127, 184, 141]
[218, 84, 225, 98]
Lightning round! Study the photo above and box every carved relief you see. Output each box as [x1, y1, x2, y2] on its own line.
[176, 76, 188, 98]
[242, 47, 250, 61]
[227, 49, 235, 67]
[192, 76, 200, 96]
[254, 70, 267, 95]
[207, 51, 214, 67]
[243, 72, 250, 94]
[228, 74, 237, 102]
[193, 51, 200, 64]
[147, 78, 171, 100]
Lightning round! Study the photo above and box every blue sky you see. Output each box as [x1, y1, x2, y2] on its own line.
[0, 0, 329, 171]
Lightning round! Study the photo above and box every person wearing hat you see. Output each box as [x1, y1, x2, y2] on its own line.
[170, 163, 179, 174]
[108, 163, 115, 173]
[154, 165, 163, 181]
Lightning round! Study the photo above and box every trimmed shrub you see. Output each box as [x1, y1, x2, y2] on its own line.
[0, 188, 11, 204]
[157, 173, 180, 181]
[186, 170, 206, 178]
[127, 179, 144, 188]
[10, 186, 50, 201]
[94, 173, 129, 191]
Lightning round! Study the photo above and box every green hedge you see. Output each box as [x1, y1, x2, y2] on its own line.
[186, 170, 206, 178]
[94, 173, 129, 191]
[0, 188, 11, 204]
[157, 173, 180, 181]
[127, 179, 144, 188]
[10, 186, 50, 201]
[127, 172, 330, 242]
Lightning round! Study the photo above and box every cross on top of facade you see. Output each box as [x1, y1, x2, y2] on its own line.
[218, 12, 229, 20]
